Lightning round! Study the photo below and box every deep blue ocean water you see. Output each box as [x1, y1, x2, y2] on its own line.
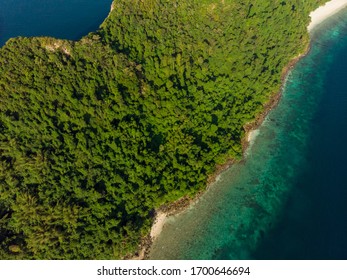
[150, 9, 347, 259]
[0, 0, 112, 46]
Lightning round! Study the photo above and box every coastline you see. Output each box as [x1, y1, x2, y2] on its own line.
[130, 51, 307, 260]
[131, 0, 347, 260]
[308, 0, 347, 31]
[243, 0, 347, 147]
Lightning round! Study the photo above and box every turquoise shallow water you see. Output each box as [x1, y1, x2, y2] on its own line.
[0, 0, 112, 46]
[150, 9, 347, 259]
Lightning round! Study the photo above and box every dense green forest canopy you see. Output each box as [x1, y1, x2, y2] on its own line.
[0, 0, 326, 259]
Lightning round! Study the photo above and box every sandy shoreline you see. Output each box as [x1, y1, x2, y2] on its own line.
[150, 212, 167, 240]
[137, 0, 347, 260]
[308, 0, 347, 31]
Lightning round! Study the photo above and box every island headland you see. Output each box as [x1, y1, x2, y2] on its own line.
[0, 0, 343, 259]
[144, 0, 347, 260]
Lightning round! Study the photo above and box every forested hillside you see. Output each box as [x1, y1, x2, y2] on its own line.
[0, 0, 326, 259]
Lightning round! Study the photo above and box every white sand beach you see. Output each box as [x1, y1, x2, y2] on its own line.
[150, 212, 167, 240]
[247, 129, 260, 143]
[308, 0, 347, 31]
